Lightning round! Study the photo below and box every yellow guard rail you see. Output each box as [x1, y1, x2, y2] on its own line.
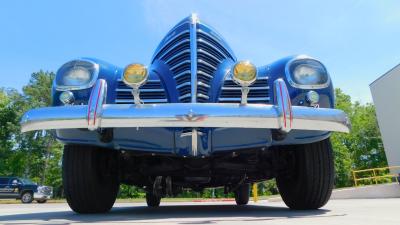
[352, 166, 400, 186]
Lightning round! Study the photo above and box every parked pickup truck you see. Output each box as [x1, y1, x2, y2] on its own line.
[0, 177, 53, 203]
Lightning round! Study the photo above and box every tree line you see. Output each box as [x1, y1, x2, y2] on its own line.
[0, 71, 388, 198]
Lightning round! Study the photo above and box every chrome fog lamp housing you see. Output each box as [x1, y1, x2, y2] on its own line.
[55, 60, 99, 91]
[122, 63, 149, 105]
[285, 56, 330, 89]
[306, 90, 320, 106]
[59, 91, 75, 105]
[231, 61, 257, 104]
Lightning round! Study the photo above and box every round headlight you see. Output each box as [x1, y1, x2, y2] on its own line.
[232, 61, 257, 86]
[63, 66, 91, 86]
[55, 60, 98, 90]
[287, 58, 329, 88]
[123, 63, 148, 88]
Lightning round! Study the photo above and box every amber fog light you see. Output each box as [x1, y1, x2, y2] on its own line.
[123, 63, 148, 88]
[232, 61, 257, 86]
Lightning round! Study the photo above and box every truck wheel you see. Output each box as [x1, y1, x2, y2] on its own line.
[21, 191, 33, 204]
[146, 193, 161, 207]
[276, 138, 334, 210]
[234, 184, 250, 205]
[63, 145, 119, 213]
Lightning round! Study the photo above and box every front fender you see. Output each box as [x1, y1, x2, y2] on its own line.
[263, 55, 335, 109]
[52, 58, 121, 106]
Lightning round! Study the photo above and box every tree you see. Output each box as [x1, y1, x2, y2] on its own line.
[22, 70, 54, 107]
[21, 71, 63, 189]
[0, 71, 63, 197]
[331, 89, 354, 187]
[331, 88, 388, 187]
[0, 89, 27, 176]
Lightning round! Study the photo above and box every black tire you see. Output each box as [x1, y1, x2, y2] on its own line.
[146, 193, 161, 207]
[36, 199, 47, 203]
[234, 184, 250, 205]
[63, 145, 119, 213]
[20, 191, 33, 204]
[276, 138, 334, 210]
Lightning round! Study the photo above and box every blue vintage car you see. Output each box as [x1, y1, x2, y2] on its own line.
[21, 14, 350, 213]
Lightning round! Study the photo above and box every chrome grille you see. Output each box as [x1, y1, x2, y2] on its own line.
[197, 30, 235, 60]
[153, 29, 192, 103]
[116, 80, 168, 104]
[219, 77, 270, 104]
[39, 186, 53, 195]
[196, 27, 235, 102]
[151, 18, 237, 103]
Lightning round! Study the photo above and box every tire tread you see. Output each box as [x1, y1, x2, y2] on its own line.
[63, 145, 119, 213]
[276, 138, 334, 209]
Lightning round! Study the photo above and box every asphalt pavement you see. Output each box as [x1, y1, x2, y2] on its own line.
[0, 198, 399, 225]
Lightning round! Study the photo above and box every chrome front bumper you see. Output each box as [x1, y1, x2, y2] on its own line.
[20, 79, 350, 133]
[33, 192, 52, 200]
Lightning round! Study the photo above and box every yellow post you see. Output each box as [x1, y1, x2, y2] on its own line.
[352, 170, 358, 187]
[252, 183, 258, 203]
[372, 169, 378, 184]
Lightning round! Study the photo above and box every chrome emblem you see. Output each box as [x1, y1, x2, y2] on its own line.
[176, 109, 207, 122]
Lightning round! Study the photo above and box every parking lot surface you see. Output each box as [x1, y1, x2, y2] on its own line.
[0, 198, 399, 225]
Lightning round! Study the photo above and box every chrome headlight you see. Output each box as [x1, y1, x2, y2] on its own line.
[55, 60, 99, 90]
[37, 186, 52, 195]
[37, 186, 44, 193]
[285, 57, 330, 89]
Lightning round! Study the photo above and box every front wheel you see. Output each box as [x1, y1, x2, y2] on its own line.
[63, 145, 119, 213]
[21, 192, 33, 204]
[276, 138, 334, 210]
[36, 199, 47, 204]
[234, 184, 250, 205]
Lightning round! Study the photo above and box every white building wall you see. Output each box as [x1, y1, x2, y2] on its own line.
[370, 64, 400, 174]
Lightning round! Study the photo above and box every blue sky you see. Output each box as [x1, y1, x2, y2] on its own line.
[1, 0, 400, 103]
